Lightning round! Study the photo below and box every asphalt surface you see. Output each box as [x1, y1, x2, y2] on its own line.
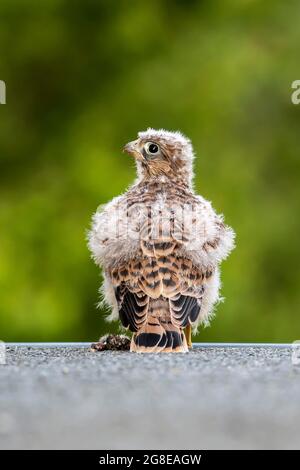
[0, 345, 299, 449]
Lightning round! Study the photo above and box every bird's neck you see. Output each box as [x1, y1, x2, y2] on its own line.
[135, 162, 192, 188]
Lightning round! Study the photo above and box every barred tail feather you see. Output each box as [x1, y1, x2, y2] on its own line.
[130, 299, 188, 353]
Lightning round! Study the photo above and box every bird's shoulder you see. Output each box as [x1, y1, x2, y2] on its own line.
[123, 179, 198, 206]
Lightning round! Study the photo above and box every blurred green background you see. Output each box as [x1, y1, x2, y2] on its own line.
[0, 0, 299, 342]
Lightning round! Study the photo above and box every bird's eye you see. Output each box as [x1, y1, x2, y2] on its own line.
[145, 142, 159, 155]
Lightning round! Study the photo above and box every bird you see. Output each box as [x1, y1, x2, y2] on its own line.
[88, 129, 235, 353]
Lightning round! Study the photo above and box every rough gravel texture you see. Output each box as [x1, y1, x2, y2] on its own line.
[0, 346, 299, 449]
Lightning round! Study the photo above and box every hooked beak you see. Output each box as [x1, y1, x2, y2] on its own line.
[123, 140, 144, 161]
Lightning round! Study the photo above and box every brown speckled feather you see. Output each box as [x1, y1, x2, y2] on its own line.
[108, 181, 209, 352]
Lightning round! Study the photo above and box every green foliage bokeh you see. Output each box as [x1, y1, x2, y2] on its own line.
[0, 0, 300, 342]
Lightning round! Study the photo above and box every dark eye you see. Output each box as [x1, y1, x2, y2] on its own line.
[149, 143, 158, 154]
[145, 142, 159, 155]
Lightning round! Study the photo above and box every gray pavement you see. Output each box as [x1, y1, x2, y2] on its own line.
[0, 345, 299, 449]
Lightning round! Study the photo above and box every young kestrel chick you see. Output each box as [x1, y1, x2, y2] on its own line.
[88, 129, 235, 353]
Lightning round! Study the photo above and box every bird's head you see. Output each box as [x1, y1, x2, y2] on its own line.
[123, 128, 195, 186]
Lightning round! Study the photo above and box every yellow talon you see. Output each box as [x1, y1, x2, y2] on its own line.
[184, 324, 192, 349]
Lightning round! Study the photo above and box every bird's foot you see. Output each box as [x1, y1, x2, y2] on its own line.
[184, 325, 193, 350]
[91, 334, 131, 352]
